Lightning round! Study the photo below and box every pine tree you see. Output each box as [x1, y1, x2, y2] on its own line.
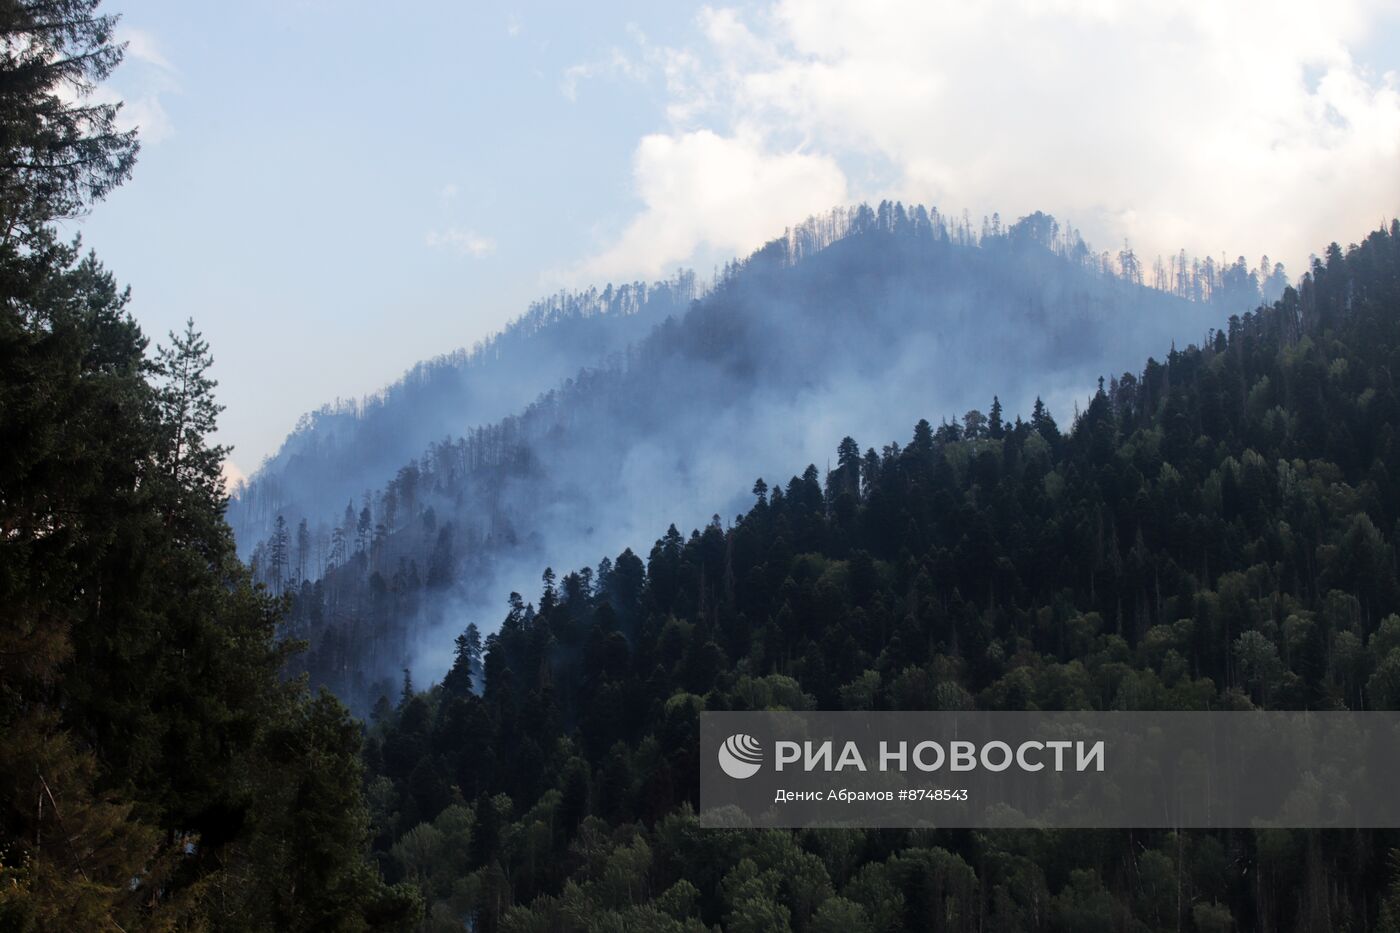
[0, 0, 138, 252]
[834, 436, 861, 498]
[155, 319, 227, 500]
[1031, 396, 1059, 441]
[426, 523, 454, 587]
[443, 623, 482, 697]
[0, 242, 168, 927]
[269, 514, 290, 592]
[296, 517, 311, 582]
[0, 5, 419, 921]
[911, 418, 935, 456]
[989, 396, 1005, 439]
[357, 502, 372, 553]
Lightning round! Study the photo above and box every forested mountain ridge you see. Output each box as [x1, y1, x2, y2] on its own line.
[8, 2, 1395, 933]
[228, 271, 698, 554]
[363, 221, 1400, 931]
[250, 203, 1288, 709]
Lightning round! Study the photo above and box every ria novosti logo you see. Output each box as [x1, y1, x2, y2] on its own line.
[718, 733, 763, 779]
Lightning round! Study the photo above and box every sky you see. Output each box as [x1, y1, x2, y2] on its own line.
[79, 0, 1400, 479]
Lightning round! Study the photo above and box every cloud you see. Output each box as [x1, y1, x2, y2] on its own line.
[426, 226, 497, 257]
[561, 42, 650, 102]
[101, 26, 178, 144]
[118, 93, 174, 144]
[578, 128, 848, 281]
[438, 182, 460, 202]
[66, 81, 175, 146]
[117, 27, 174, 71]
[582, 0, 1400, 280]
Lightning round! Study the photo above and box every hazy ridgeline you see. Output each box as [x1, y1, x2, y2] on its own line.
[232, 203, 1287, 709]
[228, 272, 699, 551]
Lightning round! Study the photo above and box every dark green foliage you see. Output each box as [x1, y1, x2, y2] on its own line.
[0, 0, 137, 250]
[0, 2, 418, 926]
[258, 197, 1283, 711]
[0, 246, 420, 929]
[367, 222, 1400, 929]
[0, 241, 420, 930]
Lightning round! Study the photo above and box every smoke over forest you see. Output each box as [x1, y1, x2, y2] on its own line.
[230, 203, 1288, 709]
[13, 0, 1400, 928]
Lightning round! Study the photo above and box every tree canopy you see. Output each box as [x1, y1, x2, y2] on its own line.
[363, 222, 1400, 930]
[0, 1, 418, 928]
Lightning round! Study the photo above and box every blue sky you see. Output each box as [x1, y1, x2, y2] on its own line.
[78, 0, 1400, 477]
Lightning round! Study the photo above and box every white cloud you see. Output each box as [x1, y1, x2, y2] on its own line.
[117, 27, 173, 71]
[583, 0, 1400, 280]
[101, 26, 178, 144]
[67, 81, 175, 146]
[438, 182, 460, 202]
[578, 128, 848, 281]
[561, 44, 649, 102]
[119, 92, 174, 144]
[426, 226, 497, 257]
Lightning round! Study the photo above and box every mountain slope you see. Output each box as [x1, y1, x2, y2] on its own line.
[228, 273, 698, 555]
[366, 220, 1400, 930]
[250, 204, 1283, 708]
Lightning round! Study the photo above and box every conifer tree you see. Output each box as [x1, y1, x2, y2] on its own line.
[0, 3, 420, 926]
[0, 0, 137, 252]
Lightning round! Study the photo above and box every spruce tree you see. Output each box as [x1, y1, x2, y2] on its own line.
[0, 3, 420, 926]
[0, 0, 137, 253]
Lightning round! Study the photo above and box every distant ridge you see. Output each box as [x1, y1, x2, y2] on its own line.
[233, 202, 1290, 709]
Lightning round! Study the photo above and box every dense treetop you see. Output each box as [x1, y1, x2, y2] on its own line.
[256, 199, 1286, 712]
[0, 2, 417, 928]
[362, 222, 1400, 931]
[0, 0, 136, 251]
[6, 3, 1400, 932]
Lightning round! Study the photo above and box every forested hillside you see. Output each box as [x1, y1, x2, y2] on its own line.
[227, 272, 698, 554]
[251, 203, 1288, 710]
[7, 1, 1400, 932]
[0, 3, 417, 928]
[362, 222, 1400, 931]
